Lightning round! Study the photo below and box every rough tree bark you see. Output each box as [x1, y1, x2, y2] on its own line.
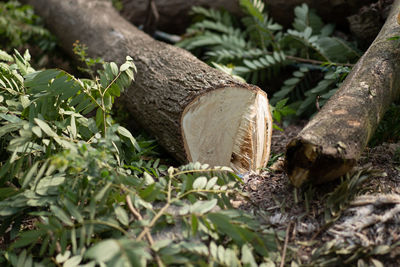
[21, 0, 273, 173]
[120, 0, 375, 34]
[284, 0, 400, 187]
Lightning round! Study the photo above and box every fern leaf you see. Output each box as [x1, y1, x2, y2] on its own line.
[241, 8, 282, 50]
[178, 2, 360, 117]
[211, 62, 246, 82]
[293, 3, 324, 34]
[206, 48, 266, 62]
[191, 6, 225, 22]
[296, 71, 337, 116]
[270, 67, 310, 105]
[179, 32, 247, 53]
[285, 29, 330, 62]
[240, 0, 265, 21]
[0, 50, 13, 62]
[234, 52, 284, 75]
[240, 0, 282, 50]
[13, 49, 33, 76]
[206, 49, 238, 61]
[191, 20, 240, 35]
[315, 37, 361, 62]
[0, 62, 24, 93]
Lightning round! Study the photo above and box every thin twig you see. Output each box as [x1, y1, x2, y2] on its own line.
[315, 95, 321, 111]
[126, 195, 164, 267]
[311, 221, 334, 241]
[285, 55, 355, 67]
[280, 221, 293, 267]
[136, 202, 170, 241]
[126, 194, 142, 219]
[102, 71, 122, 96]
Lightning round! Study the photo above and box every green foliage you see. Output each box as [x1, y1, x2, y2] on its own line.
[72, 41, 105, 79]
[269, 98, 295, 131]
[178, 1, 359, 118]
[111, 0, 123, 11]
[0, 49, 280, 266]
[0, 1, 55, 52]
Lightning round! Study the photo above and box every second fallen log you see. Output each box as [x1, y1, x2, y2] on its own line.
[284, 0, 400, 187]
[22, 0, 273, 173]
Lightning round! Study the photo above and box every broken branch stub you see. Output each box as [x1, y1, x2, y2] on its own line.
[285, 0, 400, 187]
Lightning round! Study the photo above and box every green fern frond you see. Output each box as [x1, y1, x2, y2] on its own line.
[240, 0, 282, 49]
[242, 16, 282, 48]
[0, 50, 13, 62]
[0, 1, 55, 51]
[315, 37, 361, 62]
[270, 67, 310, 105]
[285, 28, 331, 62]
[191, 6, 232, 25]
[0, 60, 24, 93]
[206, 49, 241, 61]
[179, 3, 361, 120]
[233, 51, 286, 75]
[240, 0, 265, 21]
[179, 32, 247, 51]
[211, 62, 246, 82]
[292, 3, 324, 34]
[190, 20, 241, 36]
[206, 48, 264, 61]
[319, 24, 335, 37]
[296, 70, 337, 116]
[13, 49, 35, 76]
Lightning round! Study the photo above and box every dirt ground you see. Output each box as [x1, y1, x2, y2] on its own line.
[242, 123, 400, 266]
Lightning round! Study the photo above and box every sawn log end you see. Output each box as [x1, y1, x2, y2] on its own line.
[181, 86, 273, 174]
[284, 138, 356, 187]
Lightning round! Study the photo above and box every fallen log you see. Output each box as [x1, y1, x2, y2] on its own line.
[22, 0, 272, 173]
[284, 0, 400, 187]
[120, 0, 374, 34]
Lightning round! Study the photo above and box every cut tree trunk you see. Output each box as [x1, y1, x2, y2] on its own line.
[284, 0, 400, 187]
[21, 0, 272, 173]
[120, 0, 375, 34]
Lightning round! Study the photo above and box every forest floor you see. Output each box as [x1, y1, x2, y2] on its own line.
[2, 121, 399, 265]
[241, 123, 400, 265]
[2, 1, 399, 265]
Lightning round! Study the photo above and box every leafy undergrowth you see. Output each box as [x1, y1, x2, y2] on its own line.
[1, 47, 400, 267]
[1, 1, 400, 266]
[0, 0, 56, 69]
[178, 0, 359, 120]
[0, 49, 283, 266]
[0, 0, 54, 52]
